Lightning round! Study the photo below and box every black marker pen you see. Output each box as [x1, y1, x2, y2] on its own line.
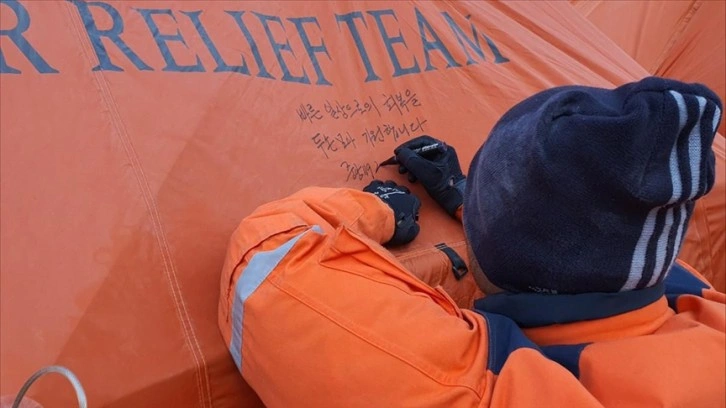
[378, 143, 443, 167]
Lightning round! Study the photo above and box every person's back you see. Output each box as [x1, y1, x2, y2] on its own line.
[464, 76, 726, 407]
[472, 260, 725, 407]
[218, 77, 725, 407]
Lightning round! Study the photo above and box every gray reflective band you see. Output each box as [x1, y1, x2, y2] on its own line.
[229, 225, 322, 370]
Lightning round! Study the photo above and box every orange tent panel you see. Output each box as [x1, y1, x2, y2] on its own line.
[1, 1, 723, 407]
[573, 0, 726, 131]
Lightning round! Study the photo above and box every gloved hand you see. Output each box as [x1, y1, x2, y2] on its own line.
[363, 180, 421, 246]
[394, 135, 466, 217]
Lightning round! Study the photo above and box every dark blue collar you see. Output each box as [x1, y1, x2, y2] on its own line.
[473, 282, 665, 328]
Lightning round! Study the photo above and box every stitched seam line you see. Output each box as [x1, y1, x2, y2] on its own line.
[62, 4, 211, 407]
[652, 0, 701, 72]
[697, 200, 715, 277]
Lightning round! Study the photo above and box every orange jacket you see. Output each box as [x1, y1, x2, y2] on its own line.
[218, 187, 726, 407]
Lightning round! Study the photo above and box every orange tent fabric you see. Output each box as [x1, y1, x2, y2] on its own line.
[0, 1, 723, 407]
[572, 0, 726, 131]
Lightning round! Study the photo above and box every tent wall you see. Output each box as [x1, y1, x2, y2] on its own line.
[1, 1, 723, 407]
[573, 0, 726, 131]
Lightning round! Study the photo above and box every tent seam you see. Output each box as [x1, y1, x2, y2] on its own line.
[651, 0, 702, 72]
[61, 4, 213, 407]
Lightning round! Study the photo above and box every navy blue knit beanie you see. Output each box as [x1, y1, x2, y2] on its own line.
[464, 77, 722, 294]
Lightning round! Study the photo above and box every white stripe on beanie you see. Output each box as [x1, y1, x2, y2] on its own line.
[714, 107, 722, 133]
[667, 204, 688, 271]
[656, 102, 718, 283]
[647, 91, 706, 286]
[667, 91, 688, 203]
[645, 93, 706, 286]
[622, 90, 703, 291]
[622, 207, 659, 291]
[648, 206, 675, 287]
[687, 96, 706, 200]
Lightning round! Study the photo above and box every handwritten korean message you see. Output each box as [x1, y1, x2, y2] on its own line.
[295, 89, 428, 181]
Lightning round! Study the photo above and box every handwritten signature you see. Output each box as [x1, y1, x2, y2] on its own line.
[339, 160, 379, 182]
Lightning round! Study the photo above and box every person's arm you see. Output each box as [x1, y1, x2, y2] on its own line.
[218, 185, 484, 406]
[241, 186, 396, 245]
[219, 183, 424, 331]
[218, 185, 604, 408]
[219, 186, 396, 324]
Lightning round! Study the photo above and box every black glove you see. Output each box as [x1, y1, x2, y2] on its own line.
[394, 135, 466, 217]
[363, 180, 421, 246]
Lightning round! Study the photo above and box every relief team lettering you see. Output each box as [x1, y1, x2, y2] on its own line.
[0, 0, 510, 83]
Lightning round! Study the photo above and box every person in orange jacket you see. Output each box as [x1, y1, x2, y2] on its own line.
[218, 77, 725, 407]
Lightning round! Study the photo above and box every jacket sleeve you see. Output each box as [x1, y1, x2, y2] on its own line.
[218, 186, 604, 408]
[217, 186, 492, 406]
[239, 186, 396, 246]
[218, 187, 397, 326]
